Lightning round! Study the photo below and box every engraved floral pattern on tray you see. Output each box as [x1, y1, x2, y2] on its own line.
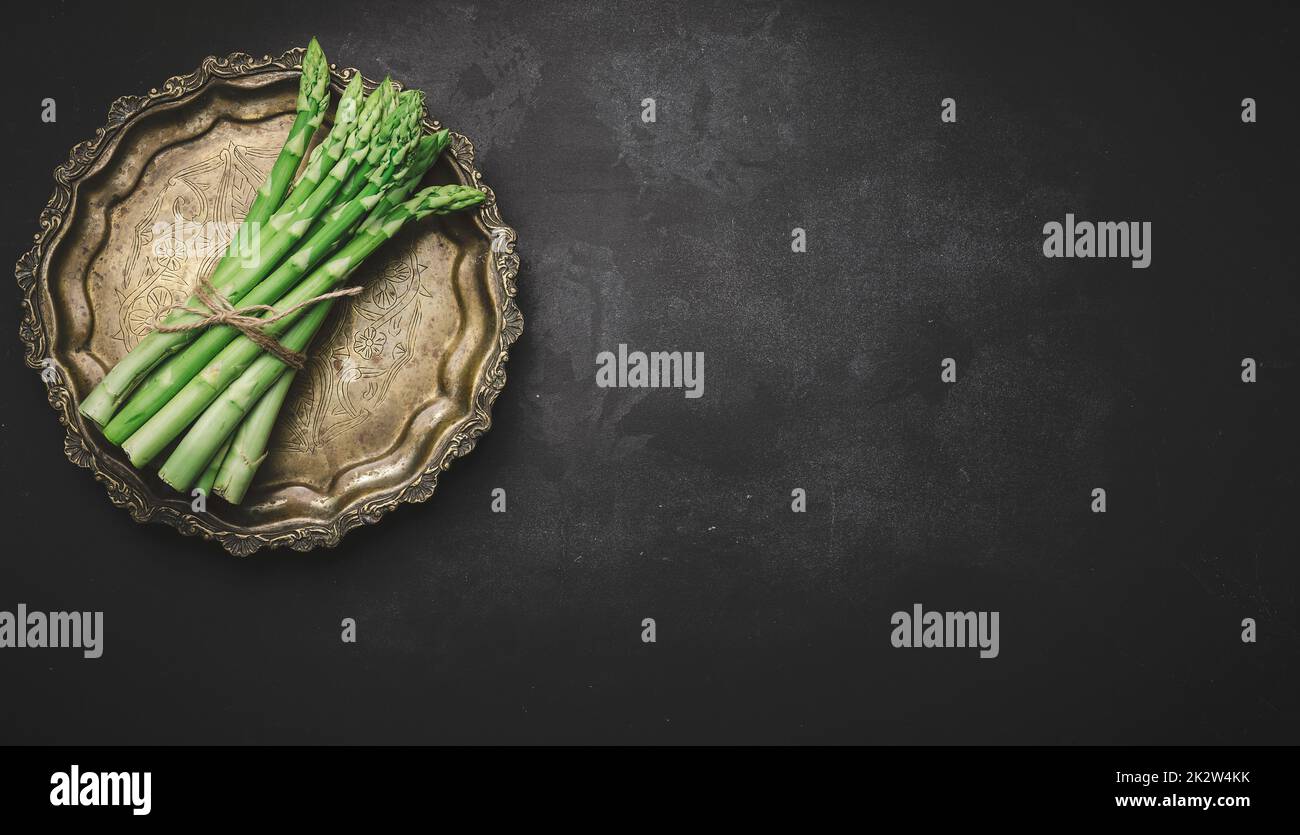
[284, 245, 429, 453]
[116, 142, 273, 350]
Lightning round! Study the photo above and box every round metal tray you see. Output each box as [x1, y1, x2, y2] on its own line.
[16, 48, 522, 555]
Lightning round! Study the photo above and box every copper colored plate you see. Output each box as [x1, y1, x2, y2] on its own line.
[16, 49, 522, 555]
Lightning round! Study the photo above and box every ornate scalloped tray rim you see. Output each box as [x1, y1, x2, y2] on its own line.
[15, 48, 522, 556]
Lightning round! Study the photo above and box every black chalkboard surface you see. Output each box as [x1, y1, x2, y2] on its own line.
[0, 0, 1295, 745]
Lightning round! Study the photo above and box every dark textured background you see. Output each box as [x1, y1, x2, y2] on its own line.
[1, 0, 1296, 744]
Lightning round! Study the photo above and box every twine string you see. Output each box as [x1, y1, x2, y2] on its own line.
[150, 275, 361, 370]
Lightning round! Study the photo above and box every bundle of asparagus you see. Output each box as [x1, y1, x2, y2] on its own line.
[78, 39, 485, 504]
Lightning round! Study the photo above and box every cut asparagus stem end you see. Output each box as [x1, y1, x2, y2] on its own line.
[213, 369, 295, 504]
[195, 436, 233, 497]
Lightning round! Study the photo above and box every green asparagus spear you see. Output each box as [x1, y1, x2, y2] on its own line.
[78, 39, 332, 427]
[195, 436, 233, 497]
[283, 73, 367, 208]
[131, 185, 485, 478]
[211, 369, 296, 504]
[199, 39, 332, 292]
[358, 132, 448, 229]
[236, 41, 329, 238]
